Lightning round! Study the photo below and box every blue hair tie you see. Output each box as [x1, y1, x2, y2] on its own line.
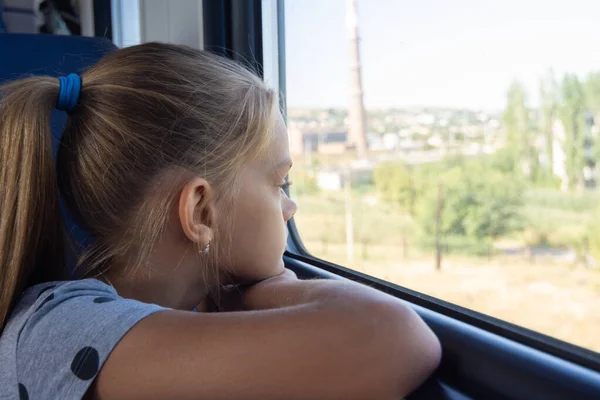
[56, 73, 81, 112]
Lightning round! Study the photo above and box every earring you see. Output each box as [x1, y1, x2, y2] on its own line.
[201, 242, 210, 255]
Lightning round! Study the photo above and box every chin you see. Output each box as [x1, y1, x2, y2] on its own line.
[231, 260, 285, 284]
[256, 258, 285, 281]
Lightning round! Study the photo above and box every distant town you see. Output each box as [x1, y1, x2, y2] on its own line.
[288, 106, 597, 191]
[288, 106, 502, 154]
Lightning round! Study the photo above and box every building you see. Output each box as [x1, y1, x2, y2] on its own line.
[288, 127, 350, 155]
[316, 161, 375, 191]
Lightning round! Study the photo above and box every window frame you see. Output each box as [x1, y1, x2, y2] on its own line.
[286, 255, 600, 399]
[203, 0, 264, 75]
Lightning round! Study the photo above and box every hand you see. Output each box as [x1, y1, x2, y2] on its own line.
[214, 285, 247, 312]
[219, 263, 289, 287]
[195, 295, 219, 313]
[198, 269, 298, 312]
[195, 286, 244, 312]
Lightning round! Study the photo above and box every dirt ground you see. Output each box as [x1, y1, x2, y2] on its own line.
[302, 241, 600, 353]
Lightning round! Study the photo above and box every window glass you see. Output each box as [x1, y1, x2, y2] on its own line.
[284, 0, 600, 353]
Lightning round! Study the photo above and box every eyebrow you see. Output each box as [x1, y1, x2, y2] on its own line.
[276, 158, 293, 170]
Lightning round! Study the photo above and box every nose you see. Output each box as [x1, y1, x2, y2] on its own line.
[283, 198, 298, 222]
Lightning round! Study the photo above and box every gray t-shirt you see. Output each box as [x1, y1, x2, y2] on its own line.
[0, 278, 167, 399]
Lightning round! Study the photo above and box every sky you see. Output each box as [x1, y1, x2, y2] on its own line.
[284, 0, 600, 110]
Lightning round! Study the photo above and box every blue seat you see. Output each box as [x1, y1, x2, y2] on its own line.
[0, 33, 117, 274]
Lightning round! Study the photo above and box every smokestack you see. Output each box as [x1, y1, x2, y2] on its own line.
[346, 0, 368, 160]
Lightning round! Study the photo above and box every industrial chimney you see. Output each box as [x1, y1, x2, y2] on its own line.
[346, 0, 368, 160]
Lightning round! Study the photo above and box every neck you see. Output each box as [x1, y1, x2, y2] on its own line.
[104, 269, 209, 311]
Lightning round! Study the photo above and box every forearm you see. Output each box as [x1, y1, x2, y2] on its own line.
[208, 269, 442, 397]
[211, 269, 402, 313]
[243, 270, 442, 395]
[242, 269, 401, 311]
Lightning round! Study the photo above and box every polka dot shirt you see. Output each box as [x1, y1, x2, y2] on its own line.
[0, 279, 166, 399]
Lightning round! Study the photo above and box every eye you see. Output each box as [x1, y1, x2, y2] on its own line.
[280, 180, 293, 192]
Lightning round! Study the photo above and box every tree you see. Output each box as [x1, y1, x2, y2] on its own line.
[539, 69, 559, 173]
[461, 168, 524, 242]
[502, 80, 538, 179]
[416, 166, 466, 271]
[559, 74, 586, 190]
[490, 147, 520, 175]
[416, 161, 523, 268]
[583, 71, 600, 118]
[583, 72, 600, 181]
[373, 162, 417, 215]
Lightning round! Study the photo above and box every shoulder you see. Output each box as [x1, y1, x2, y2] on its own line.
[24, 278, 118, 310]
[10, 279, 167, 399]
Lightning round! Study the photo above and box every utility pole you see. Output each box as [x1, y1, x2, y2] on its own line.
[344, 169, 355, 263]
[434, 178, 444, 271]
[347, 0, 368, 160]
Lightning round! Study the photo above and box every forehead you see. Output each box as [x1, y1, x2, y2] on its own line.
[241, 113, 290, 177]
[264, 114, 290, 165]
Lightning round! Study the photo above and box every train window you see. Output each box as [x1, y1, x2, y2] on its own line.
[284, 0, 600, 353]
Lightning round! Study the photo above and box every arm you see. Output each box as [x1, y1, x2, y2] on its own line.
[93, 271, 441, 400]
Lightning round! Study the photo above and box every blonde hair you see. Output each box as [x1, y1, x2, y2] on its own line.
[0, 43, 278, 329]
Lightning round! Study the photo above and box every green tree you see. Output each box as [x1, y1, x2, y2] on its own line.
[583, 71, 600, 117]
[583, 72, 600, 171]
[417, 168, 465, 239]
[559, 74, 586, 190]
[373, 162, 417, 215]
[461, 168, 524, 241]
[490, 147, 520, 175]
[502, 80, 538, 179]
[539, 69, 559, 173]
[416, 162, 523, 262]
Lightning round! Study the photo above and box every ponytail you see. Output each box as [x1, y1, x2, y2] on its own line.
[0, 77, 67, 330]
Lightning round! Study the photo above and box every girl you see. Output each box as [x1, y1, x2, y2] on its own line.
[0, 43, 440, 400]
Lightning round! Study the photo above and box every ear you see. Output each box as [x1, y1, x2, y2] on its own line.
[178, 177, 215, 248]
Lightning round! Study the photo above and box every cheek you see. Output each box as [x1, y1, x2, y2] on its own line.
[222, 189, 287, 279]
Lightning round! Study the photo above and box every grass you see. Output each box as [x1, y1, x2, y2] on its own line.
[524, 188, 600, 212]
